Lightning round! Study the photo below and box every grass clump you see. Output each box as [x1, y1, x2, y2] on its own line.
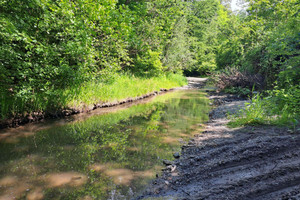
[228, 86, 300, 129]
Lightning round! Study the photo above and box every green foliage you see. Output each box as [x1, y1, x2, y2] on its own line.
[229, 88, 299, 128]
[185, 0, 223, 75]
[229, 94, 267, 126]
[133, 50, 163, 77]
[270, 85, 300, 117]
[216, 0, 300, 89]
[214, 0, 299, 129]
[0, 0, 235, 120]
[67, 73, 187, 108]
[0, 0, 194, 119]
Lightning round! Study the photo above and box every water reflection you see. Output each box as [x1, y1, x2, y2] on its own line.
[0, 90, 210, 199]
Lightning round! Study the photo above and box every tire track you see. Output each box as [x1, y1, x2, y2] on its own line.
[137, 93, 300, 200]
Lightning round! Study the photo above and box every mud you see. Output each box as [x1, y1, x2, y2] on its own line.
[137, 81, 300, 200]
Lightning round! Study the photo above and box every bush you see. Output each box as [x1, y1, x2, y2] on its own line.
[229, 88, 299, 128]
[133, 50, 163, 77]
[270, 85, 300, 117]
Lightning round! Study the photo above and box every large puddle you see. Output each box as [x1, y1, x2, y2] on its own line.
[0, 90, 210, 200]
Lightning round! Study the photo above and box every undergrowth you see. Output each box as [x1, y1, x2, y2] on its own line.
[228, 86, 300, 130]
[0, 73, 187, 120]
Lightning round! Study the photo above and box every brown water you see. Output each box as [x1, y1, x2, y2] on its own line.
[0, 90, 210, 200]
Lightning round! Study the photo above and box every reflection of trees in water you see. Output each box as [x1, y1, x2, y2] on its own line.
[0, 90, 210, 199]
[161, 93, 210, 134]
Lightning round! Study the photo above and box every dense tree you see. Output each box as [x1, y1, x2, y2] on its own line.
[0, 0, 298, 121]
[0, 0, 209, 119]
[215, 0, 299, 123]
[216, 0, 299, 88]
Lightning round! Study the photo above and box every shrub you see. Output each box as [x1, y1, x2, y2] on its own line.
[229, 88, 299, 128]
[133, 50, 163, 77]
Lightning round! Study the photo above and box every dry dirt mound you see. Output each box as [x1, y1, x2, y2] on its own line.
[137, 93, 300, 200]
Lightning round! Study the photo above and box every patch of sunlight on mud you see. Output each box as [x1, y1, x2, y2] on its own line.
[0, 176, 18, 187]
[162, 136, 180, 144]
[89, 163, 123, 173]
[104, 168, 157, 185]
[45, 172, 87, 188]
[0, 160, 45, 200]
[79, 195, 94, 200]
[90, 163, 159, 185]
[105, 169, 135, 185]
[189, 128, 205, 136]
[89, 163, 109, 172]
[127, 146, 140, 151]
[135, 170, 155, 178]
[178, 133, 190, 137]
[0, 131, 37, 143]
[0, 181, 30, 200]
[26, 187, 44, 200]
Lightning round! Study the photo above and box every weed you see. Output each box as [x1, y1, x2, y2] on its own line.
[228, 92, 299, 128]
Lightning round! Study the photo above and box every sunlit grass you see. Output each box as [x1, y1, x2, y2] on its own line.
[0, 73, 187, 120]
[228, 93, 299, 128]
[67, 73, 187, 107]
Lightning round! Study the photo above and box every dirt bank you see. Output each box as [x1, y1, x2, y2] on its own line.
[137, 82, 300, 199]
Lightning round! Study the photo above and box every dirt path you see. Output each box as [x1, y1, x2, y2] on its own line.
[137, 79, 300, 200]
[181, 77, 208, 89]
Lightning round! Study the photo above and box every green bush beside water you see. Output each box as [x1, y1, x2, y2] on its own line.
[229, 85, 300, 128]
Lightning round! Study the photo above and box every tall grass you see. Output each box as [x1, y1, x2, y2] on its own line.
[228, 93, 299, 129]
[66, 73, 187, 107]
[0, 73, 187, 120]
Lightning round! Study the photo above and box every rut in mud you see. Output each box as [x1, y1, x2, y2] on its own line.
[137, 90, 300, 200]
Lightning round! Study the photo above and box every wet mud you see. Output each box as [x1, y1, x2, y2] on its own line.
[137, 83, 300, 200]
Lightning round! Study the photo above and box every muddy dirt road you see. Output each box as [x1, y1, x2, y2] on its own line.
[137, 79, 300, 200]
